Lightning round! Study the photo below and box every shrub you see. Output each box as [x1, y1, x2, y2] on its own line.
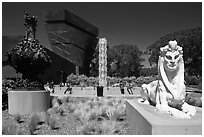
[66, 73, 81, 85]
[67, 104, 76, 113]
[116, 105, 126, 121]
[77, 121, 101, 135]
[2, 79, 15, 89]
[88, 109, 102, 121]
[78, 120, 118, 135]
[197, 81, 202, 90]
[59, 96, 71, 104]
[106, 100, 114, 106]
[47, 108, 56, 115]
[58, 105, 66, 116]
[89, 111, 99, 121]
[135, 76, 158, 86]
[185, 93, 202, 107]
[13, 79, 44, 90]
[100, 105, 109, 119]
[87, 76, 98, 87]
[73, 107, 90, 122]
[46, 114, 57, 130]
[66, 73, 162, 87]
[87, 100, 97, 108]
[14, 114, 21, 123]
[51, 97, 60, 108]
[100, 120, 117, 135]
[185, 75, 200, 85]
[107, 76, 120, 86]
[2, 79, 15, 110]
[28, 113, 40, 135]
[73, 102, 93, 122]
[106, 107, 121, 121]
[103, 98, 126, 121]
[97, 100, 105, 107]
[37, 112, 47, 125]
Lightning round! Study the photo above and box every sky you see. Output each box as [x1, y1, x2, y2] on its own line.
[2, 2, 202, 67]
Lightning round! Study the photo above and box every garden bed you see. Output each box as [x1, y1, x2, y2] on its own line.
[2, 96, 131, 135]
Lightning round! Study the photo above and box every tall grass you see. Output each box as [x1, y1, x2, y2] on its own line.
[77, 121, 101, 135]
[58, 105, 66, 116]
[73, 107, 90, 122]
[14, 113, 21, 123]
[77, 120, 119, 135]
[100, 120, 117, 135]
[46, 113, 57, 130]
[67, 104, 76, 113]
[2, 121, 17, 135]
[28, 113, 40, 135]
[51, 96, 127, 135]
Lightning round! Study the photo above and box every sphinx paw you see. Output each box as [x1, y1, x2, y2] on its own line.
[141, 84, 147, 92]
[156, 104, 170, 112]
[138, 98, 149, 105]
[168, 108, 191, 119]
[182, 103, 196, 117]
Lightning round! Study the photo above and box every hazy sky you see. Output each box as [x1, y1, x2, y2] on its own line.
[2, 2, 202, 67]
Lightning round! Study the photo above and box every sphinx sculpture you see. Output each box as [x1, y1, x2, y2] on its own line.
[140, 40, 196, 119]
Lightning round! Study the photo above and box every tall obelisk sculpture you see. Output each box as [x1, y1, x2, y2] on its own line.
[99, 38, 107, 87]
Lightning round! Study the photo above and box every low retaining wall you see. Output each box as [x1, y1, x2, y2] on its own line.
[126, 99, 202, 135]
[8, 90, 50, 115]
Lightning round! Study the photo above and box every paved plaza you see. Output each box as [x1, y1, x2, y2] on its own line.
[51, 86, 142, 97]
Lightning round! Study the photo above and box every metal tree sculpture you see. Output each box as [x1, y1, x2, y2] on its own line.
[7, 12, 51, 82]
[24, 12, 38, 41]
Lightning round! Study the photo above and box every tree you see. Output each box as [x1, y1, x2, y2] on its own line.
[140, 66, 157, 77]
[7, 12, 51, 82]
[112, 44, 144, 77]
[146, 27, 202, 78]
[90, 42, 144, 78]
[89, 43, 99, 77]
[89, 43, 114, 77]
[107, 48, 119, 77]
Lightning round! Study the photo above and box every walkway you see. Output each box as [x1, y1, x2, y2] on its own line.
[51, 86, 141, 98]
[50, 86, 201, 98]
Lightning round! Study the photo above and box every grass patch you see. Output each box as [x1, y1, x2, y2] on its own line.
[2, 96, 130, 135]
[46, 114, 58, 130]
[2, 121, 18, 135]
[14, 113, 22, 123]
[28, 113, 40, 135]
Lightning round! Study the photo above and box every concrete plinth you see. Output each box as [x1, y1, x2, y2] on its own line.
[8, 90, 50, 115]
[126, 99, 202, 135]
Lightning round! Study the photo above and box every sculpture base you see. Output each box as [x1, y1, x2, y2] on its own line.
[8, 90, 50, 115]
[126, 99, 202, 135]
[97, 86, 103, 97]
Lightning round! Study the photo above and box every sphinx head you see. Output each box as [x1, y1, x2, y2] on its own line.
[160, 40, 183, 71]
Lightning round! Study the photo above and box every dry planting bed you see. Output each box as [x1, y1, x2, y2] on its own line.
[2, 96, 131, 135]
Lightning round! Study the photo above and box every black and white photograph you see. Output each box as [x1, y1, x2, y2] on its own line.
[2, 1, 202, 135]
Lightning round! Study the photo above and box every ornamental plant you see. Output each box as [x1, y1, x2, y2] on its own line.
[7, 12, 51, 83]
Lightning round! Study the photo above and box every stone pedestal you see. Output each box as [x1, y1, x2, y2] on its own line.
[126, 99, 202, 135]
[97, 86, 103, 97]
[8, 91, 50, 115]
